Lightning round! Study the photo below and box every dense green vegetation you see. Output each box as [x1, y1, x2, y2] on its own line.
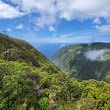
[1, 34, 110, 110]
[51, 43, 110, 81]
[1, 59, 110, 110]
[0, 33, 59, 70]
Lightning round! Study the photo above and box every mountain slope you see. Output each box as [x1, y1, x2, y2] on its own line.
[1, 34, 110, 110]
[51, 42, 110, 81]
[0, 33, 60, 73]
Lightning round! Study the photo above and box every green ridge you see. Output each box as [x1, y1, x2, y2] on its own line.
[51, 43, 110, 81]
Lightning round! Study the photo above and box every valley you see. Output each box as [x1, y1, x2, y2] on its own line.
[0, 34, 110, 110]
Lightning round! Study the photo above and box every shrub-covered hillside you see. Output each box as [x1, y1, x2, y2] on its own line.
[1, 34, 110, 110]
[1, 59, 110, 110]
[0, 33, 60, 73]
[51, 43, 110, 81]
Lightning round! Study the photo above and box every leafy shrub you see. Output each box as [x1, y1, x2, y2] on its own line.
[38, 97, 49, 110]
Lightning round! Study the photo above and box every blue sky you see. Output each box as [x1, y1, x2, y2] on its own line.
[0, 0, 110, 57]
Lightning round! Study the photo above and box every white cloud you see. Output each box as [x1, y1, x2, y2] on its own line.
[20, 30, 110, 44]
[76, 51, 81, 54]
[25, 0, 56, 15]
[60, 44, 66, 48]
[6, 28, 12, 32]
[26, 35, 91, 44]
[10, 0, 57, 27]
[49, 26, 56, 32]
[93, 18, 101, 24]
[16, 24, 24, 29]
[36, 14, 56, 28]
[10, 0, 110, 20]
[2, 0, 110, 29]
[9, 0, 110, 28]
[57, 0, 110, 21]
[96, 25, 110, 32]
[84, 49, 110, 61]
[0, 1, 23, 19]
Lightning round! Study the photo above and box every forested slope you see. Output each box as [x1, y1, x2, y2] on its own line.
[51, 43, 110, 80]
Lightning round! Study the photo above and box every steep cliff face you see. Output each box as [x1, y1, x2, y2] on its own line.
[51, 43, 110, 80]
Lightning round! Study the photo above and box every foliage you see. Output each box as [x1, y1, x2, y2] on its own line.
[2, 59, 110, 110]
[38, 97, 49, 110]
[0, 33, 60, 74]
[51, 43, 110, 81]
[1, 34, 110, 110]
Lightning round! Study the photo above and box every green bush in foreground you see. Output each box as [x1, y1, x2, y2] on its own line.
[38, 97, 49, 110]
[0, 59, 110, 110]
